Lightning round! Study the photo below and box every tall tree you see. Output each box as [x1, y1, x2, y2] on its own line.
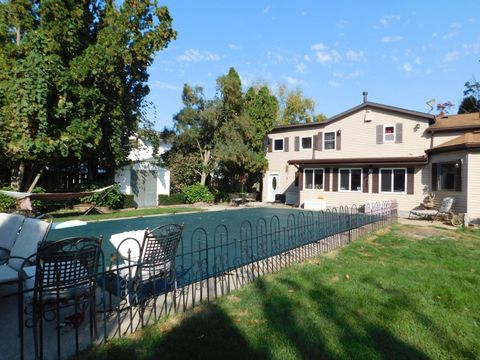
[0, 0, 176, 190]
[458, 79, 480, 114]
[277, 84, 316, 125]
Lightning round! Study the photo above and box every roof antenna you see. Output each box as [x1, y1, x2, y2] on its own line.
[425, 98, 436, 113]
[362, 91, 368, 103]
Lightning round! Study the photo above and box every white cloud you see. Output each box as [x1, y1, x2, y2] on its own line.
[267, 50, 284, 64]
[263, 5, 271, 14]
[400, 63, 412, 72]
[286, 76, 306, 86]
[311, 42, 328, 51]
[449, 22, 462, 29]
[329, 81, 340, 87]
[468, 17, 475, 23]
[151, 81, 181, 91]
[379, 15, 400, 28]
[346, 50, 366, 62]
[303, 54, 311, 62]
[381, 35, 403, 43]
[295, 62, 307, 74]
[177, 49, 220, 62]
[228, 43, 239, 50]
[333, 70, 361, 79]
[463, 42, 480, 55]
[310, 43, 341, 64]
[443, 51, 459, 62]
[415, 56, 422, 64]
[301, 11, 307, 16]
[443, 32, 457, 40]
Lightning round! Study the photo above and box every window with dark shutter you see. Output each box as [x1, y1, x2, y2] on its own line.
[376, 125, 383, 144]
[372, 168, 379, 193]
[407, 168, 414, 194]
[363, 168, 369, 193]
[332, 168, 338, 192]
[395, 123, 403, 143]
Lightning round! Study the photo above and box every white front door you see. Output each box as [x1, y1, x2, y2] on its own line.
[268, 173, 280, 202]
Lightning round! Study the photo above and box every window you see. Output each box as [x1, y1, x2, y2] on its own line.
[380, 169, 406, 193]
[435, 162, 461, 191]
[384, 125, 395, 142]
[301, 136, 313, 150]
[304, 168, 324, 190]
[273, 138, 284, 151]
[324, 132, 336, 150]
[339, 169, 362, 192]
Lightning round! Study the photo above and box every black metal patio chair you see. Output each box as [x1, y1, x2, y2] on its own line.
[105, 223, 184, 307]
[25, 236, 103, 360]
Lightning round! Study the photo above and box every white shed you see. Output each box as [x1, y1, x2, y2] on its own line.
[115, 137, 171, 208]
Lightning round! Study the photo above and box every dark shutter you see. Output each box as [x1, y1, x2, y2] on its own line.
[455, 163, 462, 192]
[298, 169, 303, 190]
[372, 168, 379, 193]
[395, 123, 403, 143]
[431, 163, 437, 191]
[332, 168, 338, 192]
[284, 137, 289, 152]
[324, 168, 330, 191]
[313, 135, 318, 150]
[336, 131, 341, 150]
[294, 136, 300, 151]
[363, 168, 369, 193]
[407, 168, 414, 194]
[376, 125, 383, 144]
[317, 132, 323, 151]
[267, 137, 272, 152]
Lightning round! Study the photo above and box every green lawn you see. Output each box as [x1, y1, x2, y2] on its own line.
[50, 206, 200, 222]
[85, 224, 480, 360]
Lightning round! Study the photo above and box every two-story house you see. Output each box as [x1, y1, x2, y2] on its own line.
[262, 94, 480, 224]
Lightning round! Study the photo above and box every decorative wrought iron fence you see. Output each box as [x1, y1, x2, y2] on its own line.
[3, 201, 397, 360]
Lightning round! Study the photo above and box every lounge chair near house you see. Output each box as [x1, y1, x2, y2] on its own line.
[105, 223, 184, 306]
[0, 213, 26, 262]
[408, 197, 454, 222]
[0, 217, 52, 288]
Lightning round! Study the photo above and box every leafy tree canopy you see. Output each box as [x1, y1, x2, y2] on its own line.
[458, 79, 480, 114]
[0, 0, 176, 190]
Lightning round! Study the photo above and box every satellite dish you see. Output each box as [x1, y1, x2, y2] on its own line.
[425, 98, 436, 112]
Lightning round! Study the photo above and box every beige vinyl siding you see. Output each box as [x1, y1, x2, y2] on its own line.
[429, 151, 468, 214]
[467, 152, 480, 224]
[263, 107, 431, 201]
[299, 166, 428, 213]
[431, 131, 470, 147]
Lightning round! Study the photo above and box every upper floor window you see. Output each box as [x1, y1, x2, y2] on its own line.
[384, 125, 395, 142]
[380, 168, 406, 193]
[304, 168, 324, 190]
[301, 136, 313, 150]
[339, 168, 362, 192]
[324, 132, 336, 150]
[273, 138, 284, 151]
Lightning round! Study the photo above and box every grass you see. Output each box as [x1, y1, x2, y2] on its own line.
[84, 224, 480, 360]
[49, 206, 201, 222]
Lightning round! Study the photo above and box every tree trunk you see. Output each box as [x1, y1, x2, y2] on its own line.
[10, 161, 25, 191]
[27, 168, 44, 192]
[199, 149, 211, 186]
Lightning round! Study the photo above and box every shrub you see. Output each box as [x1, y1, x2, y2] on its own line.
[0, 186, 16, 212]
[122, 195, 137, 209]
[31, 186, 46, 211]
[80, 184, 125, 209]
[182, 184, 214, 204]
[158, 193, 185, 205]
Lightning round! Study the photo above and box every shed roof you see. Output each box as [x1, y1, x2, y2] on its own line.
[426, 131, 480, 154]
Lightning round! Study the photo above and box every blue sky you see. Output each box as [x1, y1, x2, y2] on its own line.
[146, 1, 480, 130]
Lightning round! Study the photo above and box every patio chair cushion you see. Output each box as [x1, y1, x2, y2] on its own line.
[0, 213, 25, 250]
[0, 264, 20, 283]
[410, 209, 438, 216]
[109, 230, 146, 262]
[8, 218, 50, 271]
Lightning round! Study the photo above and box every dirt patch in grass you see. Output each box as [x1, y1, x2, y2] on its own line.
[396, 224, 457, 240]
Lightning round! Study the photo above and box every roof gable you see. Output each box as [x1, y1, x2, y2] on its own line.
[271, 101, 434, 133]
